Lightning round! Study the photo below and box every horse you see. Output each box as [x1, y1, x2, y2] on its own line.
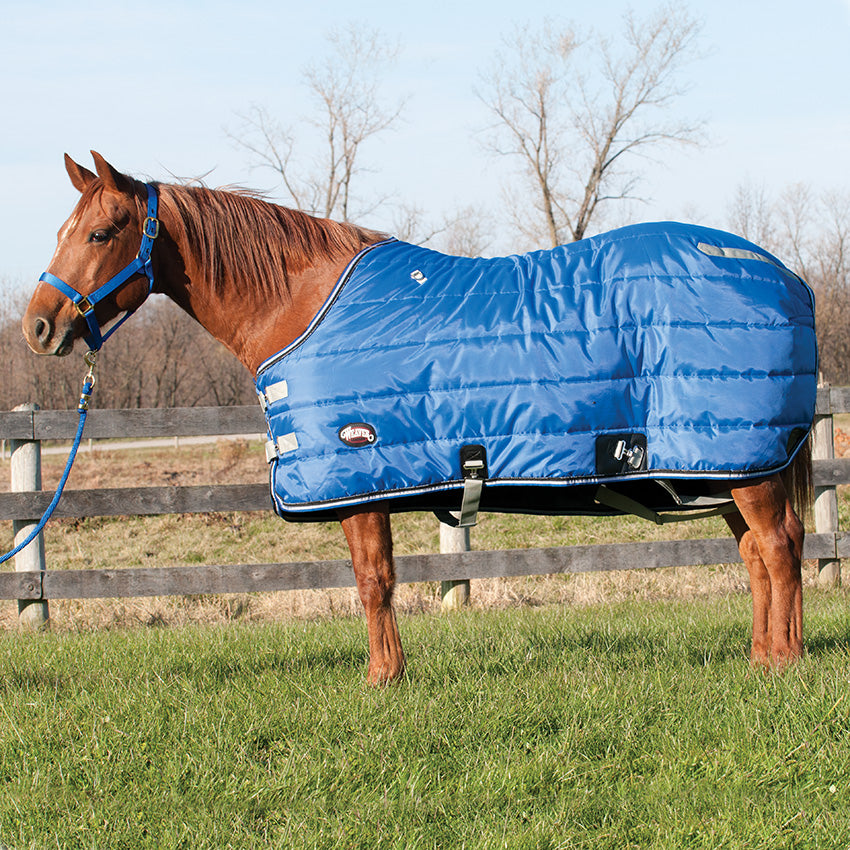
[22, 152, 814, 684]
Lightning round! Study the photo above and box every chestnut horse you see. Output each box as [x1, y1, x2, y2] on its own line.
[23, 153, 811, 683]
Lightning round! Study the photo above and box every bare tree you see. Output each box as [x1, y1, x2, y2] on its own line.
[230, 25, 403, 221]
[480, 5, 703, 246]
[439, 207, 493, 258]
[783, 190, 850, 385]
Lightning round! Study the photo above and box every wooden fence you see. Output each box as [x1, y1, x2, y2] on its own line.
[1, 386, 847, 624]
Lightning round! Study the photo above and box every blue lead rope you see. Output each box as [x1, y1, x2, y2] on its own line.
[0, 353, 97, 566]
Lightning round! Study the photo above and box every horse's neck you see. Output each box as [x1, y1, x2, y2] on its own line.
[156, 223, 355, 377]
[188, 264, 350, 376]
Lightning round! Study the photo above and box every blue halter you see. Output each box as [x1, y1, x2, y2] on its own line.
[38, 182, 160, 351]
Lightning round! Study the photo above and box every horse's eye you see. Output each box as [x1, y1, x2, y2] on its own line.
[89, 229, 110, 244]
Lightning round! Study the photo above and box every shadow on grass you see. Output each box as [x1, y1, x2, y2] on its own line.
[567, 627, 752, 670]
[0, 669, 70, 695]
[164, 643, 369, 684]
[420, 609, 757, 678]
[800, 633, 850, 659]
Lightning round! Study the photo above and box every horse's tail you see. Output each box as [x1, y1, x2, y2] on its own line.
[782, 435, 814, 520]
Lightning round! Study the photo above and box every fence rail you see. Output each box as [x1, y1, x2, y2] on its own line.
[1, 388, 846, 615]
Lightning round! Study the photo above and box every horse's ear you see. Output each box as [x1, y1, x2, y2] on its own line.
[64, 154, 96, 193]
[90, 151, 133, 194]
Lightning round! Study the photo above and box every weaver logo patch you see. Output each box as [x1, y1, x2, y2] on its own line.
[338, 422, 377, 447]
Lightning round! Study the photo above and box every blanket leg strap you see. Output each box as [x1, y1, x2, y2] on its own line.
[435, 445, 488, 528]
[458, 445, 487, 527]
[593, 484, 738, 525]
[458, 478, 484, 527]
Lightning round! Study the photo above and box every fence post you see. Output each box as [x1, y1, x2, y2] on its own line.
[812, 383, 840, 587]
[440, 517, 470, 609]
[10, 403, 49, 628]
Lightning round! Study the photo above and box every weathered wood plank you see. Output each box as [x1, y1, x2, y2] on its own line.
[812, 458, 850, 487]
[399, 538, 745, 582]
[0, 483, 272, 521]
[39, 560, 356, 599]
[0, 571, 42, 599]
[1, 464, 846, 524]
[31, 406, 265, 440]
[829, 387, 850, 415]
[0, 537, 735, 600]
[1, 533, 837, 601]
[816, 386, 850, 415]
[803, 532, 839, 559]
[0, 411, 36, 440]
[835, 532, 850, 558]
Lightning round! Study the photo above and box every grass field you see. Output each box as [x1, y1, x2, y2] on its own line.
[1, 440, 850, 847]
[2, 592, 850, 848]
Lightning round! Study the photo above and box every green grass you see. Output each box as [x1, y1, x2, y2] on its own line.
[2, 443, 849, 845]
[3, 591, 850, 848]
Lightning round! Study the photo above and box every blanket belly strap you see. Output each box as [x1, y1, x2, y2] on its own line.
[593, 484, 738, 525]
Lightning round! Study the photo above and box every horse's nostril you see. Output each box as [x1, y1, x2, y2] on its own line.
[33, 316, 52, 344]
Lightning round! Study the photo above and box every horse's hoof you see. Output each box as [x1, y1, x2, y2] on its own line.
[366, 662, 405, 686]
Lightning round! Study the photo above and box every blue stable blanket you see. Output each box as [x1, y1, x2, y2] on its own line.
[256, 221, 817, 521]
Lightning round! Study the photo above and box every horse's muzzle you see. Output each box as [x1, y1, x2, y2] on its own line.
[22, 308, 75, 357]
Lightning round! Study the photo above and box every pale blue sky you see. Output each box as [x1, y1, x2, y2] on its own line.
[2, 0, 848, 289]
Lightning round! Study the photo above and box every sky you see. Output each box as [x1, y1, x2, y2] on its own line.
[1, 0, 849, 291]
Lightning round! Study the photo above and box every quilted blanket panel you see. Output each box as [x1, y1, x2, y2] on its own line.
[256, 222, 817, 518]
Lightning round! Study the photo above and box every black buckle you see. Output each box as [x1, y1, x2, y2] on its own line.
[460, 444, 487, 480]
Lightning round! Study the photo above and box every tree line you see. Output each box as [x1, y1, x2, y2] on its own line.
[0, 293, 256, 411]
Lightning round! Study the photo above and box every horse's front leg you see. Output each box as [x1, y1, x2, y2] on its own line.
[338, 506, 405, 684]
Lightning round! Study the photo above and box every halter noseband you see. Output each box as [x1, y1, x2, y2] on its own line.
[38, 182, 160, 351]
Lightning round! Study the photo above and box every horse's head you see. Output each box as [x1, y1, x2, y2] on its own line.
[23, 152, 157, 356]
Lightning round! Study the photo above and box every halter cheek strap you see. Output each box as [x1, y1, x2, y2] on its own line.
[38, 182, 160, 351]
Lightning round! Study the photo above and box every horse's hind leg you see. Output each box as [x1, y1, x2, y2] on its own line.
[727, 475, 804, 666]
[338, 506, 405, 685]
[725, 510, 773, 663]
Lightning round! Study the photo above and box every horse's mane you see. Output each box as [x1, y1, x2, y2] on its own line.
[154, 182, 385, 298]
